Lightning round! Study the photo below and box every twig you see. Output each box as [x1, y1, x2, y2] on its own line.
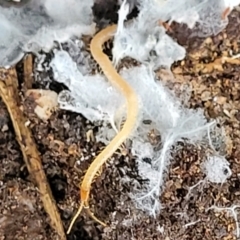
[0, 67, 66, 240]
[23, 54, 33, 89]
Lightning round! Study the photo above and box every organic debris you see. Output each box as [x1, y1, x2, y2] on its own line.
[0, 67, 65, 240]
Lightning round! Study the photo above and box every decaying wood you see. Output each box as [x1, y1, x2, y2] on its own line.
[0, 67, 66, 240]
[23, 54, 33, 89]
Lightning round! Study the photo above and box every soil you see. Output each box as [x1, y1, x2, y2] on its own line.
[1, 4, 240, 240]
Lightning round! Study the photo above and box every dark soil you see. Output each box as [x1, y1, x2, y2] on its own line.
[1, 5, 240, 240]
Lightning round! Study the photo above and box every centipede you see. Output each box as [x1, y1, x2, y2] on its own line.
[67, 24, 139, 234]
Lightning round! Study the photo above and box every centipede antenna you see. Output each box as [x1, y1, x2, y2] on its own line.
[85, 204, 107, 227]
[67, 201, 85, 234]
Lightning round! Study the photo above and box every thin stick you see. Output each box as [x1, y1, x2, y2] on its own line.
[23, 54, 33, 89]
[0, 67, 66, 240]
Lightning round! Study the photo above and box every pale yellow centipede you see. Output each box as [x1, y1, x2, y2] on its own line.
[67, 24, 139, 234]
